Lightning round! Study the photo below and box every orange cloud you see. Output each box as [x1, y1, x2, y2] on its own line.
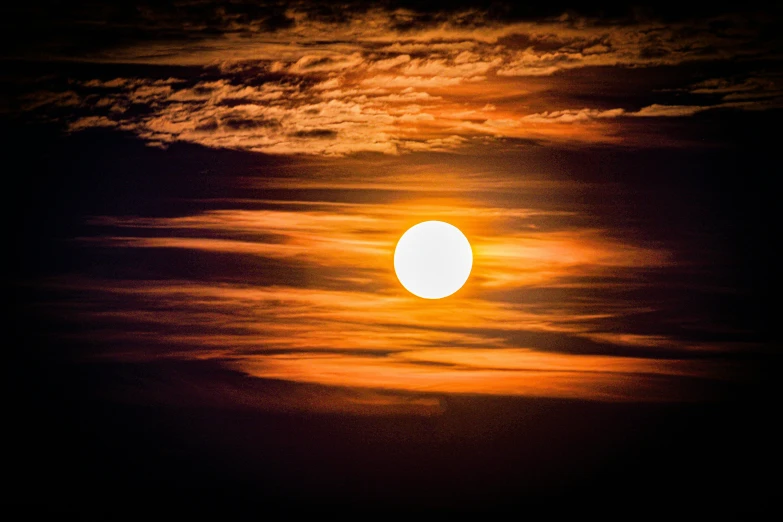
[66, 193, 744, 396]
[55, 195, 746, 408]
[232, 351, 722, 402]
[23, 8, 779, 154]
[86, 199, 669, 292]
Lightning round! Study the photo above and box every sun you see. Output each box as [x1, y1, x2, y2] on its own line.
[394, 221, 473, 299]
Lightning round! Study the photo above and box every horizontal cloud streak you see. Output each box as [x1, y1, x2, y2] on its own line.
[232, 352, 723, 402]
[32, 185, 751, 407]
[85, 200, 670, 290]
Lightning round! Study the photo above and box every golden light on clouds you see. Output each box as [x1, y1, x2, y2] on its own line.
[47, 178, 749, 411]
[232, 350, 724, 403]
[21, 5, 782, 155]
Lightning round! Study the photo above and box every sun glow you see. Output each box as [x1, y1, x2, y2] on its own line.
[394, 221, 473, 299]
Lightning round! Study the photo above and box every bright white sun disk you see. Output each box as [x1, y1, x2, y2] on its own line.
[394, 221, 473, 299]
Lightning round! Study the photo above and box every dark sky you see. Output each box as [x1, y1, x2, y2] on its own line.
[3, 0, 780, 514]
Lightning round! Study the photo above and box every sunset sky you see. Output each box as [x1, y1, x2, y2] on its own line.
[5, 0, 779, 514]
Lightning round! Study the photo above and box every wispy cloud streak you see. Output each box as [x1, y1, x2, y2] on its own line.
[39, 190, 752, 407]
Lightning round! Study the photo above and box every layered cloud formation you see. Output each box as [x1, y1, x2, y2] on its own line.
[13, 3, 782, 154]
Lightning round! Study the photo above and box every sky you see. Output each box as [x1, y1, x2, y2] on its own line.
[4, 0, 780, 514]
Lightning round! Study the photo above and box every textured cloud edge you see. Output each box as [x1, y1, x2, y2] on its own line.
[14, 6, 783, 154]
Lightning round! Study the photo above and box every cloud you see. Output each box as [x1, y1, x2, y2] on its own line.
[689, 74, 783, 105]
[368, 54, 412, 70]
[400, 57, 502, 77]
[36, 173, 755, 410]
[631, 104, 707, 117]
[12, 4, 776, 74]
[68, 115, 118, 131]
[231, 349, 729, 402]
[250, 342, 737, 395]
[14, 7, 782, 153]
[378, 41, 478, 54]
[27, 66, 769, 153]
[288, 53, 365, 73]
[291, 128, 339, 138]
[27, 73, 536, 154]
[497, 48, 584, 76]
[76, 200, 676, 353]
[56, 271, 739, 404]
[22, 90, 81, 111]
[522, 108, 626, 123]
[102, 358, 444, 416]
[360, 75, 466, 88]
[523, 102, 778, 123]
